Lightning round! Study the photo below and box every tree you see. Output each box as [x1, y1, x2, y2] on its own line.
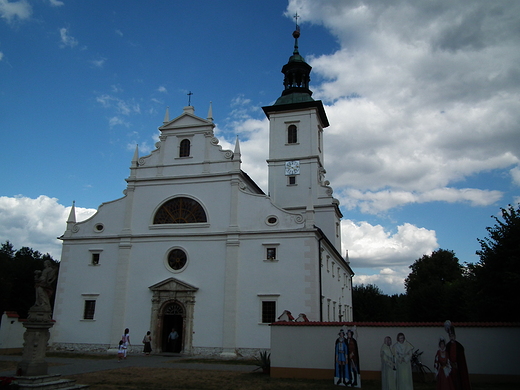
[471, 204, 520, 321]
[353, 284, 408, 321]
[0, 241, 59, 320]
[353, 284, 390, 321]
[405, 249, 470, 321]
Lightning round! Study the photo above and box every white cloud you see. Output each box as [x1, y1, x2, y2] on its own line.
[338, 187, 503, 214]
[49, 0, 63, 6]
[96, 94, 141, 116]
[0, 51, 3, 61]
[353, 266, 410, 296]
[342, 219, 437, 267]
[283, 0, 520, 204]
[91, 57, 106, 68]
[0, 196, 96, 259]
[511, 166, 520, 186]
[157, 86, 167, 93]
[59, 27, 78, 48]
[109, 116, 129, 128]
[0, 0, 31, 23]
[341, 219, 438, 294]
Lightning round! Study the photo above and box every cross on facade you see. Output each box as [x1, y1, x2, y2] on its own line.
[187, 91, 193, 106]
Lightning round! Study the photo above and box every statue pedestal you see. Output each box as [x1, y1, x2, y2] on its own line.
[17, 307, 54, 377]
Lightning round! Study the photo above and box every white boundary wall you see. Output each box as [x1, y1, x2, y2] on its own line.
[270, 322, 520, 381]
[0, 312, 25, 351]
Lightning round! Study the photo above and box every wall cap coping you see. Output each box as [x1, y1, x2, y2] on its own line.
[270, 321, 520, 327]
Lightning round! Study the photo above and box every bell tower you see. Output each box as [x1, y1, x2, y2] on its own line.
[262, 22, 342, 248]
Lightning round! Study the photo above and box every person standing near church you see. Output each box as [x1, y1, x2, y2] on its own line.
[142, 331, 152, 355]
[168, 328, 179, 352]
[121, 328, 131, 359]
[393, 332, 414, 390]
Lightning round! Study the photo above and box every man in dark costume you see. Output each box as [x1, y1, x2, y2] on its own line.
[346, 329, 360, 387]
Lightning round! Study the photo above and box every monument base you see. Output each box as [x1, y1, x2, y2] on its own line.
[14, 374, 89, 389]
[17, 307, 55, 377]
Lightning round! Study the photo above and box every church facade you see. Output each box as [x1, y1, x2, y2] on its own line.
[51, 27, 354, 356]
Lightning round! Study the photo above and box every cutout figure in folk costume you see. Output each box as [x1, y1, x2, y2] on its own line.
[334, 327, 361, 387]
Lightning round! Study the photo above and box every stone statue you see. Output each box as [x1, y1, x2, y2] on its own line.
[32, 260, 57, 312]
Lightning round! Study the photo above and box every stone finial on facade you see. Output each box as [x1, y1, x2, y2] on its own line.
[163, 106, 170, 124]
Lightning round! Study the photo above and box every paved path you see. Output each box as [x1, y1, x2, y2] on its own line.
[0, 354, 254, 378]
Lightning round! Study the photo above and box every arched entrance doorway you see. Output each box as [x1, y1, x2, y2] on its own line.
[162, 302, 184, 352]
[149, 277, 198, 354]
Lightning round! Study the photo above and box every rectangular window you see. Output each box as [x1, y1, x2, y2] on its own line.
[262, 301, 276, 323]
[89, 249, 102, 266]
[92, 253, 100, 265]
[83, 300, 96, 320]
[266, 247, 276, 261]
[288, 176, 296, 185]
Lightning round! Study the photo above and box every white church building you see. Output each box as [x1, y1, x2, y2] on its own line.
[51, 27, 354, 356]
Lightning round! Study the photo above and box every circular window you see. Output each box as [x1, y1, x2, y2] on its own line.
[266, 216, 278, 226]
[94, 223, 104, 232]
[167, 248, 187, 271]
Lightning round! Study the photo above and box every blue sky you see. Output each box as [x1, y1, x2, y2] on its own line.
[1, 0, 519, 295]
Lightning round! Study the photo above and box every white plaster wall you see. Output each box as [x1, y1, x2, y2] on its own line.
[271, 324, 520, 377]
[52, 241, 120, 344]
[233, 233, 319, 349]
[0, 313, 25, 349]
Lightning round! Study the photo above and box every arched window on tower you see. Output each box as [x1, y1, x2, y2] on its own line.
[288, 124, 297, 144]
[179, 139, 191, 157]
[153, 197, 207, 224]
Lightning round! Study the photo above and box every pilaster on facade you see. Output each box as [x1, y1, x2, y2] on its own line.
[110, 239, 133, 346]
[221, 235, 240, 355]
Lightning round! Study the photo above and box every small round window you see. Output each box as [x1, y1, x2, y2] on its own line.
[167, 249, 187, 271]
[266, 216, 278, 226]
[94, 223, 104, 232]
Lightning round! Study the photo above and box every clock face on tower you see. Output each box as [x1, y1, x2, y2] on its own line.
[285, 160, 300, 175]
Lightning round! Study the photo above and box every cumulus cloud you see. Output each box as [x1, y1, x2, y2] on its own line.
[341, 219, 438, 293]
[49, 0, 63, 6]
[0, 0, 31, 23]
[338, 188, 503, 214]
[157, 86, 167, 93]
[342, 219, 437, 267]
[0, 196, 96, 259]
[59, 27, 78, 48]
[353, 266, 410, 296]
[511, 166, 520, 186]
[284, 0, 520, 215]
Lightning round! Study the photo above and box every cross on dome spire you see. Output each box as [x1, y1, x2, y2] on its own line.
[292, 12, 301, 55]
[271, 18, 314, 105]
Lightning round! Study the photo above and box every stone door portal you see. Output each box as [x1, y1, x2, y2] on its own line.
[162, 302, 184, 352]
[149, 278, 198, 354]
